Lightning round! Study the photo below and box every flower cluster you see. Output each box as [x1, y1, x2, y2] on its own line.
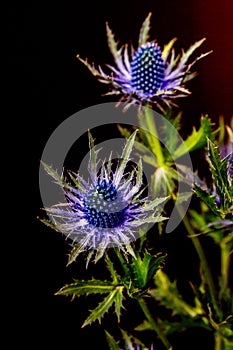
[77, 13, 210, 111]
[42, 130, 168, 263]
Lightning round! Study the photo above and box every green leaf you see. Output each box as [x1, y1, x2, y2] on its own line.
[138, 13, 151, 46]
[174, 116, 212, 159]
[38, 217, 60, 232]
[207, 138, 232, 210]
[132, 252, 166, 289]
[132, 253, 151, 289]
[40, 161, 65, 186]
[134, 319, 153, 331]
[147, 254, 166, 285]
[67, 171, 86, 191]
[106, 23, 127, 75]
[105, 254, 121, 284]
[150, 270, 204, 317]
[105, 331, 120, 350]
[76, 54, 102, 76]
[67, 242, 86, 265]
[82, 286, 124, 327]
[56, 279, 114, 299]
[194, 184, 220, 216]
[179, 38, 207, 68]
[106, 22, 120, 59]
[162, 37, 177, 62]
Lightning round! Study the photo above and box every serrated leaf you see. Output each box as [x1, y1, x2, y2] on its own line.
[174, 116, 212, 159]
[67, 242, 86, 265]
[106, 23, 128, 76]
[105, 331, 120, 350]
[82, 286, 124, 327]
[38, 217, 60, 232]
[76, 54, 102, 76]
[179, 38, 207, 67]
[56, 280, 114, 299]
[132, 252, 166, 289]
[194, 184, 220, 216]
[40, 161, 64, 186]
[147, 254, 166, 284]
[138, 13, 151, 46]
[134, 319, 153, 331]
[132, 253, 151, 289]
[207, 138, 232, 209]
[105, 254, 121, 284]
[162, 37, 177, 62]
[150, 270, 204, 317]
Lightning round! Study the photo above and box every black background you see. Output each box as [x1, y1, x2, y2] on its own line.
[8, 0, 233, 349]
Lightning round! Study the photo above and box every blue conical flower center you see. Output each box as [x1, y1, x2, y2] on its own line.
[96, 179, 118, 201]
[83, 180, 127, 228]
[130, 43, 165, 96]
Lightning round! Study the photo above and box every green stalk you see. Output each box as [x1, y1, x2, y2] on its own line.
[138, 107, 165, 167]
[138, 298, 173, 350]
[214, 333, 224, 350]
[220, 238, 231, 294]
[179, 208, 222, 321]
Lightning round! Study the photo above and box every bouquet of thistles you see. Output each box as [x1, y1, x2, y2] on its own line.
[39, 14, 233, 350]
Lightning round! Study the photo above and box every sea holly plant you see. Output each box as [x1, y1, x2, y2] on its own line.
[77, 13, 211, 111]
[40, 12, 233, 350]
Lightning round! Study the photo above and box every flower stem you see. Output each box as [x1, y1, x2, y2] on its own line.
[138, 107, 165, 167]
[214, 333, 224, 350]
[220, 237, 231, 294]
[178, 206, 222, 320]
[137, 298, 173, 350]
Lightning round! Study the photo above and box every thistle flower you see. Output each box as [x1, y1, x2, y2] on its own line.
[77, 13, 210, 111]
[41, 130, 168, 264]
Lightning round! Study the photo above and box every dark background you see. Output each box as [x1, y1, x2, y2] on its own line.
[8, 0, 232, 349]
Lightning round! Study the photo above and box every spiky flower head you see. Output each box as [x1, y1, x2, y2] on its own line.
[77, 13, 211, 111]
[41, 130, 168, 264]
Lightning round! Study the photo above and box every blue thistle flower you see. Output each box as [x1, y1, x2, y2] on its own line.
[42, 130, 168, 264]
[77, 13, 211, 111]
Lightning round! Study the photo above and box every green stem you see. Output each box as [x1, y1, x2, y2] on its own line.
[138, 298, 173, 350]
[179, 208, 222, 320]
[214, 333, 224, 350]
[220, 238, 231, 293]
[139, 107, 165, 167]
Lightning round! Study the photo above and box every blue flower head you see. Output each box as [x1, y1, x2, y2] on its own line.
[42, 130, 168, 264]
[77, 13, 211, 111]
